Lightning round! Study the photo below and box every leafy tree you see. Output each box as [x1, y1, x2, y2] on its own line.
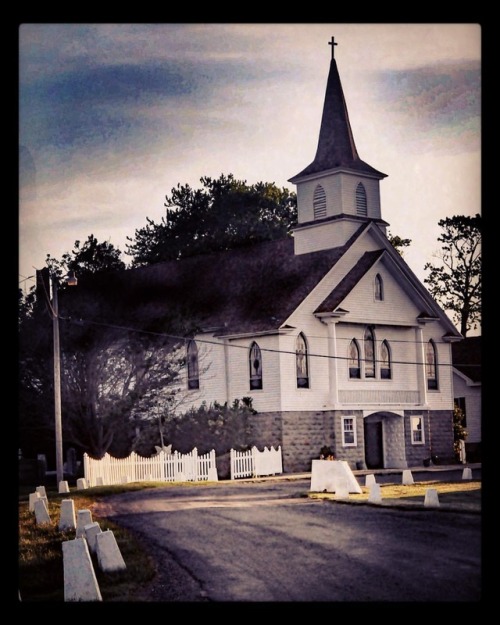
[18, 284, 57, 461]
[126, 173, 297, 265]
[387, 231, 412, 257]
[424, 214, 481, 337]
[45, 234, 127, 281]
[19, 234, 189, 461]
[453, 404, 468, 461]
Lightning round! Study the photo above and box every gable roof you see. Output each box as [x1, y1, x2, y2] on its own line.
[289, 58, 386, 183]
[106, 238, 347, 337]
[452, 336, 481, 383]
[314, 250, 384, 314]
[76, 222, 461, 342]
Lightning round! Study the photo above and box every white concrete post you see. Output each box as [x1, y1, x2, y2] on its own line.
[368, 483, 382, 504]
[402, 470, 414, 485]
[424, 488, 440, 507]
[62, 538, 102, 602]
[96, 530, 127, 573]
[76, 509, 93, 538]
[59, 499, 76, 531]
[29, 491, 40, 512]
[59, 480, 70, 494]
[462, 467, 472, 480]
[36, 485, 47, 498]
[365, 474, 376, 487]
[84, 522, 102, 554]
[34, 498, 51, 525]
[76, 478, 88, 490]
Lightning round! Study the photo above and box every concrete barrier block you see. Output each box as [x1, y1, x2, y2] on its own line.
[402, 470, 414, 485]
[96, 530, 127, 572]
[34, 498, 51, 525]
[368, 483, 382, 504]
[59, 480, 70, 494]
[84, 522, 102, 554]
[29, 491, 40, 512]
[335, 477, 350, 500]
[62, 538, 102, 602]
[76, 509, 93, 538]
[462, 467, 473, 480]
[59, 499, 76, 531]
[310, 460, 362, 494]
[424, 488, 440, 508]
[76, 478, 88, 490]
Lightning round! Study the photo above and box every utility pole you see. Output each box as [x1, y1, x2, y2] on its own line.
[51, 274, 64, 485]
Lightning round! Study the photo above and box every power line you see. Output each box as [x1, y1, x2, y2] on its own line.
[63, 316, 479, 369]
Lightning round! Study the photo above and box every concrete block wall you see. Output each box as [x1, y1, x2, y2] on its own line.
[247, 412, 283, 451]
[249, 411, 338, 473]
[428, 409, 455, 461]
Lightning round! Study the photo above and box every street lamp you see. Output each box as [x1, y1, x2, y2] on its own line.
[49, 270, 78, 485]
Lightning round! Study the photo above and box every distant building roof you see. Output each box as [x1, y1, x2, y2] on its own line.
[452, 336, 481, 383]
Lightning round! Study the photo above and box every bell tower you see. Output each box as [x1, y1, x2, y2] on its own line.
[289, 37, 388, 255]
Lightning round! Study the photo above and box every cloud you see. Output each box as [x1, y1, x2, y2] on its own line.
[373, 61, 480, 154]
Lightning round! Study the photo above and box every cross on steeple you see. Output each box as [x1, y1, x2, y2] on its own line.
[328, 36, 338, 59]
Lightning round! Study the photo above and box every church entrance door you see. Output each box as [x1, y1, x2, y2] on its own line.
[364, 420, 383, 469]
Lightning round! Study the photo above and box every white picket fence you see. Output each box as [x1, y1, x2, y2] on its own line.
[83, 447, 218, 487]
[230, 445, 283, 479]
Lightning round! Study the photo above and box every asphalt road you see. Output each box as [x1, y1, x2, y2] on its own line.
[94, 475, 481, 603]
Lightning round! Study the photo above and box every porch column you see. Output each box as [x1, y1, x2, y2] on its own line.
[223, 338, 231, 404]
[326, 319, 339, 405]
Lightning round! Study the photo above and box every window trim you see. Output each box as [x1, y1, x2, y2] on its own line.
[374, 273, 384, 301]
[364, 327, 376, 379]
[313, 184, 327, 220]
[380, 339, 392, 380]
[296, 332, 309, 389]
[249, 341, 263, 390]
[426, 340, 439, 390]
[341, 416, 357, 447]
[355, 182, 367, 217]
[187, 339, 200, 390]
[410, 415, 425, 445]
[348, 338, 361, 379]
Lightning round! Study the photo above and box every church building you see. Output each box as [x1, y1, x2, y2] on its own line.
[119, 39, 463, 473]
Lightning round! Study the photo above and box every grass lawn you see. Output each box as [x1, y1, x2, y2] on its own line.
[19, 478, 481, 602]
[308, 479, 482, 510]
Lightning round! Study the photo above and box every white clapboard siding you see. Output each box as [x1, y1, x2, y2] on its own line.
[84, 448, 217, 486]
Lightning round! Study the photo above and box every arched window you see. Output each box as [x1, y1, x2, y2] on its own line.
[364, 327, 375, 378]
[313, 184, 327, 219]
[426, 340, 438, 390]
[380, 340, 391, 379]
[348, 339, 361, 379]
[356, 183, 368, 216]
[187, 340, 199, 389]
[374, 274, 384, 301]
[296, 333, 309, 388]
[249, 342, 263, 390]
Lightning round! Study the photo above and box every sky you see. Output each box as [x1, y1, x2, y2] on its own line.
[19, 23, 481, 315]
